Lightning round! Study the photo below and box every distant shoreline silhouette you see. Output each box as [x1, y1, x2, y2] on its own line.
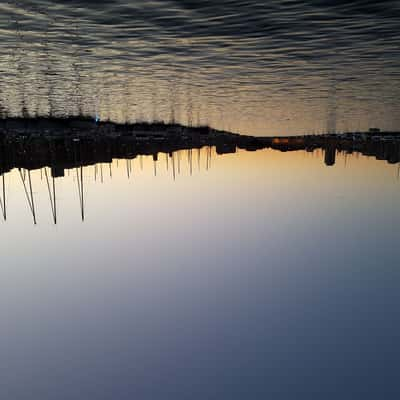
[0, 117, 399, 225]
[0, 117, 399, 176]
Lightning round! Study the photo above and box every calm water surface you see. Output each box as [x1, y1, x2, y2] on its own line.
[0, 148, 399, 398]
[0, 1, 400, 134]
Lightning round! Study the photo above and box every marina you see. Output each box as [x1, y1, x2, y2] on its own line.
[1, 2, 399, 398]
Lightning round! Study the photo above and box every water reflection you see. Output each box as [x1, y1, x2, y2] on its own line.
[0, 1, 400, 134]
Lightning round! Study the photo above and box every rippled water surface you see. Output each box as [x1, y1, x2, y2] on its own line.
[1, 1, 400, 134]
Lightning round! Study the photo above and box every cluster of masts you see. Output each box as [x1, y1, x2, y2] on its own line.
[0, 147, 214, 225]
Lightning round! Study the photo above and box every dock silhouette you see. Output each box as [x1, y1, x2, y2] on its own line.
[0, 118, 399, 224]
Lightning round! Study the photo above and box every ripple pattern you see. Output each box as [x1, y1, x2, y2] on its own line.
[0, 0, 400, 135]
